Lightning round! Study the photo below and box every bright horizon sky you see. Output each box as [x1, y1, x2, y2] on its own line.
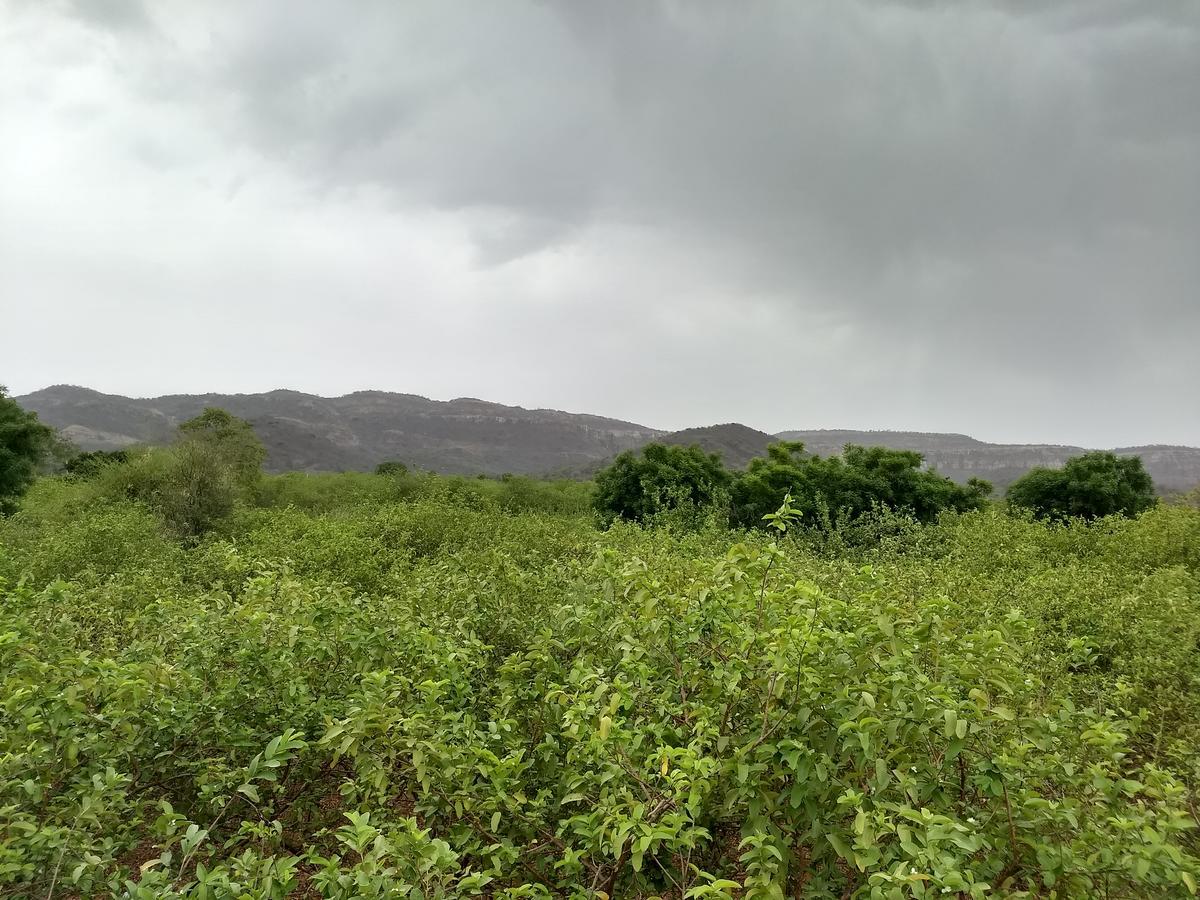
[2, 1, 1197, 446]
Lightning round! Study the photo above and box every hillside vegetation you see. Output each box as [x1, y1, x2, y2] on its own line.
[15, 386, 661, 477]
[1, 416, 1199, 897]
[17, 386, 1200, 492]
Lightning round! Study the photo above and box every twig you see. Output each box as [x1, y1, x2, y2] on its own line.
[44, 807, 85, 900]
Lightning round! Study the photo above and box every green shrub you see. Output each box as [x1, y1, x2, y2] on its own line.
[594, 443, 732, 524]
[0, 385, 55, 514]
[92, 444, 235, 541]
[375, 460, 410, 478]
[64, 449, 130, 479]
[1, 477, 1198, 897]
[1007, 451, 1157, 520]
[731, 442, 991, 529]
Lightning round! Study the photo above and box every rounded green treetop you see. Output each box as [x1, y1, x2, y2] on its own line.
[1006, 450, 1156, 520]
[0, 385, 55, 514]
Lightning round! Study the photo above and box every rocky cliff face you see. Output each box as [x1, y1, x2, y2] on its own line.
[17, 386, 664, 475]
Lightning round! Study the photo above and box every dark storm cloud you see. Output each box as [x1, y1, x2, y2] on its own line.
[205, 3, 1198, 236]
[2, 0, 1197, 445]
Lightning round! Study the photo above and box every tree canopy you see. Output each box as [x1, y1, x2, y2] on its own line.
[64, 449, 130, 479]
[178, 407, 266, 487]
[731, 442, 991, 528]
[0, 386, 55, 514]
[1006, 451, 1156, 520]
[594, 440, 992, 529]
[93, 408, 267, 541]
[593, 442, 732, 523]
[375, 460, 409, 478]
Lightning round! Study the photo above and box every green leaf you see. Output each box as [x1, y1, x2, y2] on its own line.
[827, 833, 851, 861]
[874, 758, 890, 788]
[943, 709, 958, 739]
[853, 808, 866, 835]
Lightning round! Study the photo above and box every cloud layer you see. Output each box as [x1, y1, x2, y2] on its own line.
[2, 0, 1197, 445]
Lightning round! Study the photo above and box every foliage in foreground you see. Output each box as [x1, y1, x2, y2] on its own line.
[1, 478, 1199, 897]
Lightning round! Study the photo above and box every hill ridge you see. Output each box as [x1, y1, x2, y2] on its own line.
[773, 429, 1200, 493]
[16, 385, 663, 476]
[14, 386, 1200, 492]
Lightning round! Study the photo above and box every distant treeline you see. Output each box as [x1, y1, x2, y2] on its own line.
[0, 388, 1171, 541]
[593, 440, 1159, 528]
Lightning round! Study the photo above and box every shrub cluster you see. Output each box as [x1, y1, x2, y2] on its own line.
[1005, 451, 1156, 520]
[594, 441, 992, 529]
[1, 473, 1198, 897]
[0, 386, 56, 515]
[2, 407, 1197, 896]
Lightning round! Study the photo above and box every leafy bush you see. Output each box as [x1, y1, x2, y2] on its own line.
[93, 444, 236, 541]
[1007, 451, 1156, 520]
[178, 408, 266, 490]
[1, 480, 1197, 897]
[731, 442, 991, 529]
[64, 449, 130, 479]
[594, 443, 732, 524]
[81, 409, 267, 541]
[259, 469, 594, 518]
[0, 385, 55, 514]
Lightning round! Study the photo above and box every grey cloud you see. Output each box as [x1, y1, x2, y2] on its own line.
[66, 0, 151, 32]
[90, 2, 1199, 276]
[3, 0, 1198, 446]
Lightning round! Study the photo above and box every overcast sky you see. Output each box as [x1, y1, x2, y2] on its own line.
[1, 0, 1197, 446]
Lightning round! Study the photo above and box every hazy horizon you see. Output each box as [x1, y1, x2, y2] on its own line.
[3, 1, 1197, 448]
[12, 380, 1198, 450]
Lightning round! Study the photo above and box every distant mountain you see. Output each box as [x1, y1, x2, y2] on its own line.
[15, 386, 1200, 493]
[776, 430, 1200, 494]
[17, 385, 663, 476]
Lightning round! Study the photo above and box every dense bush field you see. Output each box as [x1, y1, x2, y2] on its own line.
[2, 474, 1199, 897]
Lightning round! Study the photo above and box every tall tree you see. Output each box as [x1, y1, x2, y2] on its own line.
[0, 385, 56, 514]
[731, 442, 991, 528]
[1006, 451, 1155, 520]
[593, 443, 731, 523]
[178, 407, 266, 487]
